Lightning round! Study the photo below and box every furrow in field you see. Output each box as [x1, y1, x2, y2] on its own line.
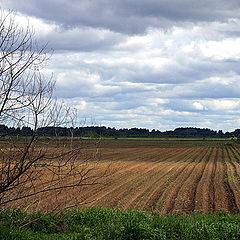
[133, 147, 186, 163]
[230, 146, 240, 162]
[79, 161, 154, 202]
[79, 147, 176, 203]
[101, 148, 154, 162]
[152, 148, 191, 163]
[134, 147, 185, 163]
[213, 147, 229, 212]
[157, 147, 195, 163]
[228, 147, 240, 180]
[222, 148, 239, 214]
[143, 148, 207, 213]
[165, 147, 197, 163]
[208, 147, 218, 212]
[106, 162, 177, 209]
[171, 147, 212, 214]
[180, 147, 211, 213]
[142, 163, 189, 212]
[228, 146, 240, 164]
[125, 163, 186, 210]
[121, 148, 198, 209]
[170, 146, 206, 165]
[146, 148, 188, 162]
[86, 161, 171, 207]
[229, 147, 240, 184]
[164, 148, 211, 214]
[193, 148, 220, 213]
[96, 149, 195, 206]
[226, 147, 240, 172]
[161, 147, 210, 214]
[102, 147, 187, 163]
[225, 147, 240, 186]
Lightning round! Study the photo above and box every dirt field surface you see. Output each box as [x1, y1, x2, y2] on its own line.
[4, 139, 240, 214]
[78, 140, 240, 215]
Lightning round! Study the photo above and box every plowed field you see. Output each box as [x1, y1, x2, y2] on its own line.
[77, 140, 240, 214]
[5, 139, 240, 214]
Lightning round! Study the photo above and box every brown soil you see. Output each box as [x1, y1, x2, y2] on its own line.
[3, 143, 240, 214]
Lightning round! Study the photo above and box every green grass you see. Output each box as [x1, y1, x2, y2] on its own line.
[100, 138, 235, 148]
[1, 207, 240, 239]
[103, 137, 231, 141]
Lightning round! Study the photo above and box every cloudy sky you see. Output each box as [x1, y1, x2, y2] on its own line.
[2, 0, 240, 132]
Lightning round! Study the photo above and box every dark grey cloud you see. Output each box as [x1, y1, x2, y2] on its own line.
[39, 28, 125, 52]
[220, 31, 240, 37]
[3, 0, 240, 34]
[175, 83, 240, 99]
[71, 57, 240, 85]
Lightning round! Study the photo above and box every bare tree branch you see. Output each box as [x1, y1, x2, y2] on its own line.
[0, 10, 109, 213]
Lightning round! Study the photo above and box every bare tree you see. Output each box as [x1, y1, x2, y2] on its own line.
[0, 11, 108, 212]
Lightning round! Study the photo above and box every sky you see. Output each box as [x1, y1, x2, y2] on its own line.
[1, 0, 240, 132]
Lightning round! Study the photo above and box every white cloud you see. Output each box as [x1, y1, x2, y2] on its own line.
[200, 39, 240, 60]
[2, 1, 240, 131]
[193, 102, 205, 110]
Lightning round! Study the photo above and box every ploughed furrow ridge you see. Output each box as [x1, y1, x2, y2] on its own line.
[157, 148, 210, 214]
[173, 147, 212, 214]
[87, 161, 170, 207]
[222, 147, 239, 214]
[124, 148, 198, 210]
[225, 147, 239, 178]
[104, 162, 173, 208]
[80, 161, 152, 203]
[127, 163, 186, 209]
[142, 147, 186, 163]
[153, 148, 190, 163]
[213, 147, 229, 212]
[143, 147, 205, 212]
[228, 146, 240, 164]
[231, 146, 240, 163]
[208, 147, 218, 212]
[120, 162, 181, 209]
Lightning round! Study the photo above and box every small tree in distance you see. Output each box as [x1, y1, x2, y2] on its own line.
[0, 11, 107, 212]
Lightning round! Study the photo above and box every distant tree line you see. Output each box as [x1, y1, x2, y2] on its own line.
[0, 125, 240, 138]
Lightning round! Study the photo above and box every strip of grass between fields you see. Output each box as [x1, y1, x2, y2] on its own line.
[0, 207, 240, 239]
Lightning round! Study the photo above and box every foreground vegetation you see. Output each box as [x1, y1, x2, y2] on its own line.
[1, 207, 240, 239]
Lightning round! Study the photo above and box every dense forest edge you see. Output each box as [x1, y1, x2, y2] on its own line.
[1, 207, 240, 239]
[1, 124, 240, 138]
